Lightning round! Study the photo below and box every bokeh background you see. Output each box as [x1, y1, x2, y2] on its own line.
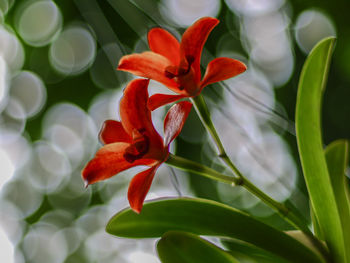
[0, 0, 349, 262]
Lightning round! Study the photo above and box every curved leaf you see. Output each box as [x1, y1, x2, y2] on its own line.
[286, 231, 324, 260]
[222, 238, 290, 263]
[157, 231, 239, 263]
[324, 140, 350, 259]
[106, 198, 324, 263]
[296, 37, 347, 263]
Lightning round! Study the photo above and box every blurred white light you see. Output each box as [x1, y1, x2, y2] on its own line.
[0, 26, 25, 73]
[223, 68, 275, 124]
[241, 11, 294, 86]
[1, 176, 43, 218]
[0, 148, 14, 191]
[10, 71, 46, 118]
[0, 200, 25, 244]
[0, 0, 14, 15]
[88, 90, 122, 131]
[14, 250, 25, 263]
[45, 124, 85, 169]
[160, 0, 221, 27]
[295, 9, 336, 54]
[43, 102, 98, 164]
[49, 26, 96, 75]
[127, 251, 160, 263]
[40, 209, 74, 228]
[57, 227, 84, 255]
[242, 12, 289, 46]
[4, 97, 26, 120]
[37, 141, 71, 176]
[225, 0, 284, 16]
[0, 56, 9, 113]
[30, 140, 71, 193]
[23, 224, 68, 263]
[16, 0, 62, 47]
[238, 131, 297, 202]
[0, 100, 26, 136]
[47, 171, 92, 212]
[0, 226, 14, 263]
[75, 205, 112, 235]
[43, 103, 97, 143]
[85, 229, 122, 261]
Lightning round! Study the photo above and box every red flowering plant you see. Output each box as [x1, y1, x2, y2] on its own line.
[117, 17, 247, 110]
[82, 78, 192, 213]
[81, 14, 346, 262]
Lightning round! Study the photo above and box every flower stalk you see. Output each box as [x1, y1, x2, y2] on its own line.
[191, 95, 242, 177]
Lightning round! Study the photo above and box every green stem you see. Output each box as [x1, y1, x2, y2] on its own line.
[190, 95, 243, 177]
[190, 95, 329, 260]
[166, 154, 330, 262]
[166, 153, 240, 185]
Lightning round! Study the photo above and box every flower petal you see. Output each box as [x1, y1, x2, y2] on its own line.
[99, 120, 131, 144]
[163, 101, 192, 146]
[82, 143, 156, 186]
[120, 79, 164, 150]
[128, 165, 158, 213]
[148, 94, 187, 111]
[118, 52, 179, 91]
[201, 57, 247, 89]
[148, 28, 180, 66]
[180, 17, 219, 82]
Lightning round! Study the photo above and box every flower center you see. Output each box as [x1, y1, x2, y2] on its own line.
[164, 56, 199, 95]
[123, 129, 150, 163]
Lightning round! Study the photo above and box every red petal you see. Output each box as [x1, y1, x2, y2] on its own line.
[163, 101, 192, 146]
[128, 165, 158, 213]
[99, 120, 131, 144]
[82, 143, 156, 185]
[117, 52, 179, 91]
[148, 94, 187, 111]
[180, 17, 219, 83]
[120, 79, 164, 150]
[201, 57, 247, 89]
[148, 28, 180, 66]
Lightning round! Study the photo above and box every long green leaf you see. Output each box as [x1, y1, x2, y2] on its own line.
[295, 37, 348, 263]
[106, 198, 324, 263]
[222, 238, 290, 263]
[157, 231, 239, 263]
[324, 140, 350, 260]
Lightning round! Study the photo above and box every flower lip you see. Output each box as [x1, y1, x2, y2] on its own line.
[123, 131, 150, 163]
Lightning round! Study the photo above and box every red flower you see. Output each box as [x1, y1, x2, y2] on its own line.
[117, 17, 247, 110]
[82, 79, 192, 213]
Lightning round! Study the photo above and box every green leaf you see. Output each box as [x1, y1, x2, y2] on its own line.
[296, 37, 348, 263]
[310, 205, 323, 240]
[285, 231, 324, 260]
[106, 198, 324, 263]
[222, 238, 290, 263]
[157, 231, 239, 263]
[324, 140, 350, 259]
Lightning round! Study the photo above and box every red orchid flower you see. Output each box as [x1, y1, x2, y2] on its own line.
[82, 79, 192, 213]
[117, 17, 247, 111]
